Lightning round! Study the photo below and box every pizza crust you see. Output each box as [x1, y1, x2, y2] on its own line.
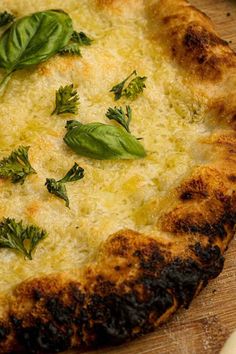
[149, 0, 236, 125]
[148, 0, 236, 81]
[0, 0, 236, 353]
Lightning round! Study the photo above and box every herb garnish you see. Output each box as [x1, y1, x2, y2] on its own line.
[110, 70, 136, 101]
[0, 146, 36, 184]
[123, 76, 147, 100]
[72, 31, 92, 46]
[105, 106, 132, 133]
[60, 30, 92, 56]
[0, 218, 47, 260]
[0, 11, 15, 27]
[110, 70, 147, 101]
[52, 84, 79, 115]
[64, 120, 146, 160]
[0, 10, 73, 92]
[59, 43, 82, 56]
[45, 163, 84, 207]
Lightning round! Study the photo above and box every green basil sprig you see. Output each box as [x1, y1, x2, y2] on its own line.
[64, 120, 146, 160]
[0, 10, 73, 92]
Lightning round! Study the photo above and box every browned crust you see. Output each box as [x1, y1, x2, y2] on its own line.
[147, 0, 236, 123]
[0, 0, 236, 353]
[147, 0, 236, 81]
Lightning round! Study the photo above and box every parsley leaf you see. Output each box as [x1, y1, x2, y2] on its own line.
[110, 70, 147, 101]
[123, 76, 147, 100]
[0, 218, 47, 260]
[52, 84, 79, 115]
[60, 30, 92, 56]
[110, 70, 136, 101]
[71, 31, 93, 46]
[59, 43, 81, 56]
[105, 106, 132, 133]
[0, 146, 36, 184]
[0, 11, 15, 27]
[45, 163, 84, 207]
[45, 178, 69, 207]
[59, 162, 85, 183]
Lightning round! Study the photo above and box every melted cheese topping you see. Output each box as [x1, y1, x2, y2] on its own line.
[0, 0, 210, 292]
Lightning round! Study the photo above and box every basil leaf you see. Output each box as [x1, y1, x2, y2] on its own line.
[64, 121, 146, 160]
[0, 10, 73, 89]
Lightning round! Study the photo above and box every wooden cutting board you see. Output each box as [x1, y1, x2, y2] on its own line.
[81, 1, 236, 354]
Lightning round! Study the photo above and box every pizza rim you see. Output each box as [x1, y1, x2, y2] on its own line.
[0, 0, 236, 353]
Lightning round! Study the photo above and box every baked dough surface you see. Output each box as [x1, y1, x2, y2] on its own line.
[0, 0, 235, 353]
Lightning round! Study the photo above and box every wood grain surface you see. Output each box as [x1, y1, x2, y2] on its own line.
[80, 1, 236, 354]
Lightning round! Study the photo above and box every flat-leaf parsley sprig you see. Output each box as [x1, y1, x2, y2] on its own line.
[51, 84, 79, 115]
[110, 70, 147, 101]
[45, 163, 84, 207]
[105, 106, 132, 133]
[60, 30, 92, 56]
[0, 218, 47, 260]
[0, 146, 36, 184]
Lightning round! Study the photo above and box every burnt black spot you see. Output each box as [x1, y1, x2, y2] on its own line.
[175, 219, 227, 239]
[114, 265, 120, 271]
[192, 243, 224, 278]
[10, 316, 22, 328]
[33, 289, 42, 301]
[89, 284, 173, 346]
[184, 26, 228, 50]
[197, 55, 206, 64]
[156, 254, 222, 308]
[193, 242, 222, 263]
[182, 189, 209, 200]
[158, 258, 202, 308]
[69, 283, 85, 305]
[180, 192, 193, 201]
[133, 245, 165, 271]
[17, 322, 72, 353]
[46, 298, 75, 324]
[184, 31, 204, 49]
[228, 174, 236, 182]
[222, 208, 236, 229]
[0, 324, 9, 342]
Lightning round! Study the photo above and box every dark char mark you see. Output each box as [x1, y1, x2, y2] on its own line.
[6, 243, 225, 353]
[17, 322, 72, 354]
[0, 324, 9, 342]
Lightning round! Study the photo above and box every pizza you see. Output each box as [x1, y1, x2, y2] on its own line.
[0, 0, 235, 353]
